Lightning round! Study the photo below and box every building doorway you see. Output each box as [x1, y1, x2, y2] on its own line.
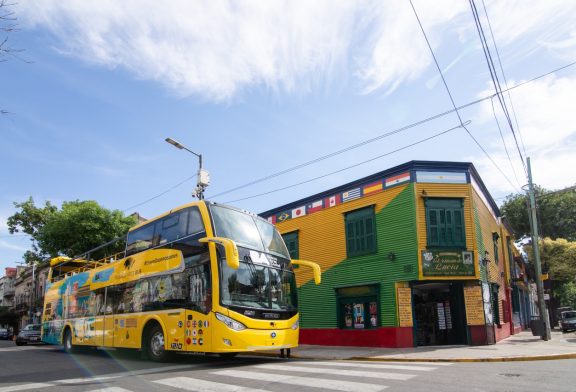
[412, 282, 467, 346]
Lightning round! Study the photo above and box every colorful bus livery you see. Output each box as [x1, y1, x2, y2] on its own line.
[42, 201, 321, 361]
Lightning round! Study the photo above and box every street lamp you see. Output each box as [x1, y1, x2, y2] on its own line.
[165, 137, 210, 200]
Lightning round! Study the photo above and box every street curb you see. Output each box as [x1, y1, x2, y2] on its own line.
[243, 351, 576, 363]
[347, 353, 576, 363]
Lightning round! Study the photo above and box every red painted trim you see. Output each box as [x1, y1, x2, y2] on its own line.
[300, 327, 414, 348]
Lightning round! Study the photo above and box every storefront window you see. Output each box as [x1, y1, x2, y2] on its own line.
[336, 285, 379, 329]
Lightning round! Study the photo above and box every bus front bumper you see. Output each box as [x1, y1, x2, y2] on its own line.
[214, 326, 299, 353]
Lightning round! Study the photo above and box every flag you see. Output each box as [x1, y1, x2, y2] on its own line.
[342, 188, 361, 202]
[267, 215, 277, 224]
[292, 206, 306, 218]
[325, 194, 341, 208]
[276, 211, 291, 223]
[363, 180, 383, 195]
[307, 200, 324, 214]
[385, 172, 410, 187]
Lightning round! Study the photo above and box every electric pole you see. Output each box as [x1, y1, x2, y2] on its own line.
[527, 157, 551, 341]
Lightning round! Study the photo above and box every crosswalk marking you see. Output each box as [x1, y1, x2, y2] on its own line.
[85, 388, 133, 392]
[311, 361, 436, 371]
[0, 384, 53, 392]
[254, 364, 416, 381]
[214, 370, 388, 392]
[155, 376, 271, 392]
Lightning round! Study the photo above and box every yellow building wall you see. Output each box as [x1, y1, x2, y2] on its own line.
[275, 184, 409, 287]
[414, 183, 479, 280]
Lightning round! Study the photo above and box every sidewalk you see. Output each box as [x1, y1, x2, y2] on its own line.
[253, 330, 576, 362]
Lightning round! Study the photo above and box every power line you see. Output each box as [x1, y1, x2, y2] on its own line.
[410, 0, 519, 192]
[469, 0, 527, 176]
[225, 122, 467, 204]
[123, 59, 576, 211]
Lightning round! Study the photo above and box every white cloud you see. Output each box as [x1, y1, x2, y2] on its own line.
[473, 74, 576, 194]
[18, 0, 474, 101]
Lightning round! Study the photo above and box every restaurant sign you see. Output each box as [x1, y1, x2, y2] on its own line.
[421, 249, 475, 277]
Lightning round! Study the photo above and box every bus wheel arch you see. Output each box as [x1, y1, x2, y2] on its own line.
[62, 325, 75, 354]
[142, 319, 171, 362]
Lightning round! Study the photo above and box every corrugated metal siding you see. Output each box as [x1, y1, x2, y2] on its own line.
[275, 184, 417, 328]
[414, 183, 476, 279]
[472, 188, 512, 323]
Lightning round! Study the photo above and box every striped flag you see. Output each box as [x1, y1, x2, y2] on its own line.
[307, 200, 324, 214]
[325, 194, 341, 208]
[342, 188, 361, 202]
[267, 215, 277, 224]
[292, 206, 306, 218]
[385, 172, 410, 187]
[363, 180, 383, 195]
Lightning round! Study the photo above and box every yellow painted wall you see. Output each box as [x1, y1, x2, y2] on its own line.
[414, 183, 479, 280]
[275, 185, 409, 287]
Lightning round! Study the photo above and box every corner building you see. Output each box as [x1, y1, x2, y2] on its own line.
[261, 161, 518, 347]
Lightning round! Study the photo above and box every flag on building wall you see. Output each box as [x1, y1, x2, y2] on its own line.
[385, 172, 410, 187]
[363, 180, 383, 195]
[276, 211, 292, 223]
[342, 188, 362, 202]
[292, 206, 306, 218]
[267, 215, 277, 224]
[325, 194, 341, 208]
[307, 200, 324, 214]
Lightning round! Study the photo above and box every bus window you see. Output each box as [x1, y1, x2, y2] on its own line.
[188, 208, 204, 235]
[158, 210, 189, 245]
[126, 223, 155, 255]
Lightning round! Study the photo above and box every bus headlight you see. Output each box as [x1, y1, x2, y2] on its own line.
[291, 317, 299, 330]
[216, 313, 246, 331]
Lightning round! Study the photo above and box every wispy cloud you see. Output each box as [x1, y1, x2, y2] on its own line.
[0, 240, 28, 252]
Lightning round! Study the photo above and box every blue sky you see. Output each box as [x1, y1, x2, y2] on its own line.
[2, 0, 576, 272]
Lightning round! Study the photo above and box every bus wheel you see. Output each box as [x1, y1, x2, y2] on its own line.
[146, 325, 171, 362]
[63, 329, 75, 354]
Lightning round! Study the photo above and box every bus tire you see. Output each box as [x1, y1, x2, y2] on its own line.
[63, 328, 76, 354]
[145, 324, 171, 362]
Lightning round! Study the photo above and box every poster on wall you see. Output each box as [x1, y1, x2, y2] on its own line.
[421, 250, 475, 277]
[397, 287, 414, 327]
[353, 303, 365, 329]
[463, 285, 485, 326]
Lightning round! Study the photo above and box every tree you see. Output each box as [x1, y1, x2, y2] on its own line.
[1, 0, 26, 115]
[7, 198, 137, 262]
[501, 185, 576, 241]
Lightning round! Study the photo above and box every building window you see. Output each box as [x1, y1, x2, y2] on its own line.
[491, 283, 500, 325]
[337, 285, 379, 329]
[425, 198, 465, 248]
[492, 232, 500, 265]
[345, 206, 377, 257]
[282, 231, 299, 259]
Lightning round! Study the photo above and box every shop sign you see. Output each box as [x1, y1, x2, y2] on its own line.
[463, 285, 485, 325]
[397, 287, 413, 327]
[421, 249, 475, 277]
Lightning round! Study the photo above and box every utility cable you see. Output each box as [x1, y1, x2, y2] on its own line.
[410, 0, 519, 192]
[224, 122, 468, 204]
[122, 60, 576, 212]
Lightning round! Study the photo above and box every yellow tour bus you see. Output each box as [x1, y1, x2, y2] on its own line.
[41, 201, 320, 361]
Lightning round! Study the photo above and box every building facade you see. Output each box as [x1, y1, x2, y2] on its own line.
[0, 268, 17, 308]
[13, 264, 49, 328]
[261, 161, 522, 347]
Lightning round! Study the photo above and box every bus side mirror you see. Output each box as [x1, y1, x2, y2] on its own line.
[291, 259, 321, 285]
[198, 237, 240, 270]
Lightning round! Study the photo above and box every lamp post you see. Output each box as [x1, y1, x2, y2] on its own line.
[165, 137, 210, 200]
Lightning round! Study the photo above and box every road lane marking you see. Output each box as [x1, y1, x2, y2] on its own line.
[85, 388, 133, 392]
[0, 383, 53, 392]
[155, 376, 271, 392]
[214, 370, 388, 392]
[254, 364, 416, 381]
[311, 361, 436, 371]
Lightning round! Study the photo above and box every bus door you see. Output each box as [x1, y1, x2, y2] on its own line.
[103, 287, 116, 347]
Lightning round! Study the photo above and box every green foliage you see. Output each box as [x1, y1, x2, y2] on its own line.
[555, 281, 576, 309]
[7, 198, 137, 262]
[501, 185, 576, 241]
[525, 238, 576, 282]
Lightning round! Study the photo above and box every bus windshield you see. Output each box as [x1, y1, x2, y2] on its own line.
[209, 204, 290, 259]
[220, 260, 297, 311]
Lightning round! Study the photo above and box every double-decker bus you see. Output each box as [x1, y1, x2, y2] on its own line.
[41, 201, 320, 361]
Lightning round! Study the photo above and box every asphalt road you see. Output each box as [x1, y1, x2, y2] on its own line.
[1, 339, 576, 392]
